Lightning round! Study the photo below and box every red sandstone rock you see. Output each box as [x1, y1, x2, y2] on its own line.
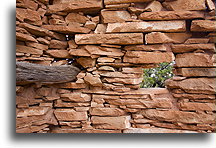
[185, 38, 210, 44]
[145, 32, 191, 44]
[141, 109, 215, 124]
[97, 57, 115, 63]
[144, 1, 163, 12]
[17, 0, 38, 10]
[84, 73, 103, 86]
[54, 109, 87, 121]
[179, 102, 215, 111]
[139, 11, 204, 20]
[17, 107, 50, 117]
[163, 0, 206, 11]
[90, 108, 127, 116]
[175, 53, 214, 67]
[101, 10, 131, 23]
[191, 20, 216, 32]
[165, 78, 216, 94]
[206, 0, 215, 10]
[84, 21, 97, 30]
[125, 44, 168, 51]
[123, 128, 198, 133]
[76, 57, 96, 68]
[16, 8, 42, 26]
[16, 45, 43, 55]
[103, 77, 143, 85]
[69, 48, 91, 57]
[52, 128, 122, 133]
[83, 45, 124, 57]
[61, 93, 91, 102]
[46, 50, 71, 58]
[124, 51, 175, 64]
[16, 32, 38, 42]
[104, 0, 152, 5]
[106, 21, 186, 33]
[26, 42, 48, 51]
[49, 40, 68, 49]
[75, 33, 144, 45]
[91, 116, 131, 129]
[48, 0, 103, 14]
[171, 44, 215, 53]
[42, 25, 91, 34]
[65, 13, 89, 24]
[177, 68, 216, 77]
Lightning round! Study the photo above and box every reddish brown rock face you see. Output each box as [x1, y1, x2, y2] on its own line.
[139, 11, 204, 20]
[106, 21, 186, 33]
[16, 0, 216, 133]
[75, 33, 144, 45]
[124, 51, 175, 64]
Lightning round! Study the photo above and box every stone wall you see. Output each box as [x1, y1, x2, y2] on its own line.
[16, 0, 216, 133]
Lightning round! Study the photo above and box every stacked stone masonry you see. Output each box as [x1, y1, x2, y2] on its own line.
[16, 0, 216, 133]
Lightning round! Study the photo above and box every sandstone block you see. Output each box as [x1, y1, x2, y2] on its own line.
[16, 8, 42, 26]
[60, 93, 91, 102]
[98, 66, 116, 71]
[69, 48, 91, 57]
[42, 25, 91, 34]
[104, 0, 153, 5]
[165, 78, 216, 94]
[97, 57, 115, 63]
[124, 51, 175, 64]
[48, 0, 103, 14]
[177, 68, 216, 77]
[90, 108, 127, 116]
[163, 0, 206, 11]
[83, 45, 124, 57]
[101, 10, 131, 23]
[179, 102, 215, 111]
[65, 13, 89, 24]
[59, 82, 87, 89]
[16, 32, 38, 42]
[46, 50, 71, 58]
[145, 32, 191, 44]
[175, 53, 214, 67]
[49, 40, 68, 49]
[144, 0, 163, 12]
[103, 77, 143, 85]
[75, 33, 144, 45]
[26, 42, 48, 51]
[185, 38, 210, 44]
[94, 24, 107, 34]
[17, 107, 50, 117]
[76, 57, 96, 68]
[171, 44, 215, 53]
[17, 0, 38, 10]
[84, 21, 97, 30]
[141, 109, 215, 124]
[122, 67, 143, 74]
[54, 109, 87, 121]
[16, 45, 43, 55]
[106, 21, 186, 33]
[206, 0, 215, 10]
[125, 44, 168, 51]
[123, 128, 197, 133]
[139, 11, 204, 20]
[191, 20, 216, 32]
[19, 23, 53, 37]
[84, 73, 103, 86]
[91, 116, 131, 129]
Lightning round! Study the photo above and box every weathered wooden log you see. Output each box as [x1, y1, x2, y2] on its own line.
[16, 62, 81, 84]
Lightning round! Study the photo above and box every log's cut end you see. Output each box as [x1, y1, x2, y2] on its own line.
[16, 62, 81, 85]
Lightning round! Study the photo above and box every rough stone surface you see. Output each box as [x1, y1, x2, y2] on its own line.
[65, 13, 89, 24]
[90, 108, 127, 116]
[104, 0, 153, 5]
[124, 51, 175, 64]
[125, 44, 168, 51]
[165, 78, 216, 94]
[175, 53, 214, 67]
[163, 0, 206, 11]
[139, 11, 204, 20]
[75, 33, 144, 45]
[141, 109, 215, 124]
[177, 68, 216, 77]
[46, 50, 71, 58]
[123, 128, 197, 133]
[171, 44, 215, 53]
[101, 10, 131, 23]
[145, 32, 191, 44]
[48, 0, 103, 13]
[191, 20, 216, 32]
[91, 116, 131, 129]
[106, 21, 186, 33]
[84, 73, 103, 86]
[54, 109, 88, 121]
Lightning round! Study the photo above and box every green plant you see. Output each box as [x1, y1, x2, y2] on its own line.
[140, 62, 174, 88]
